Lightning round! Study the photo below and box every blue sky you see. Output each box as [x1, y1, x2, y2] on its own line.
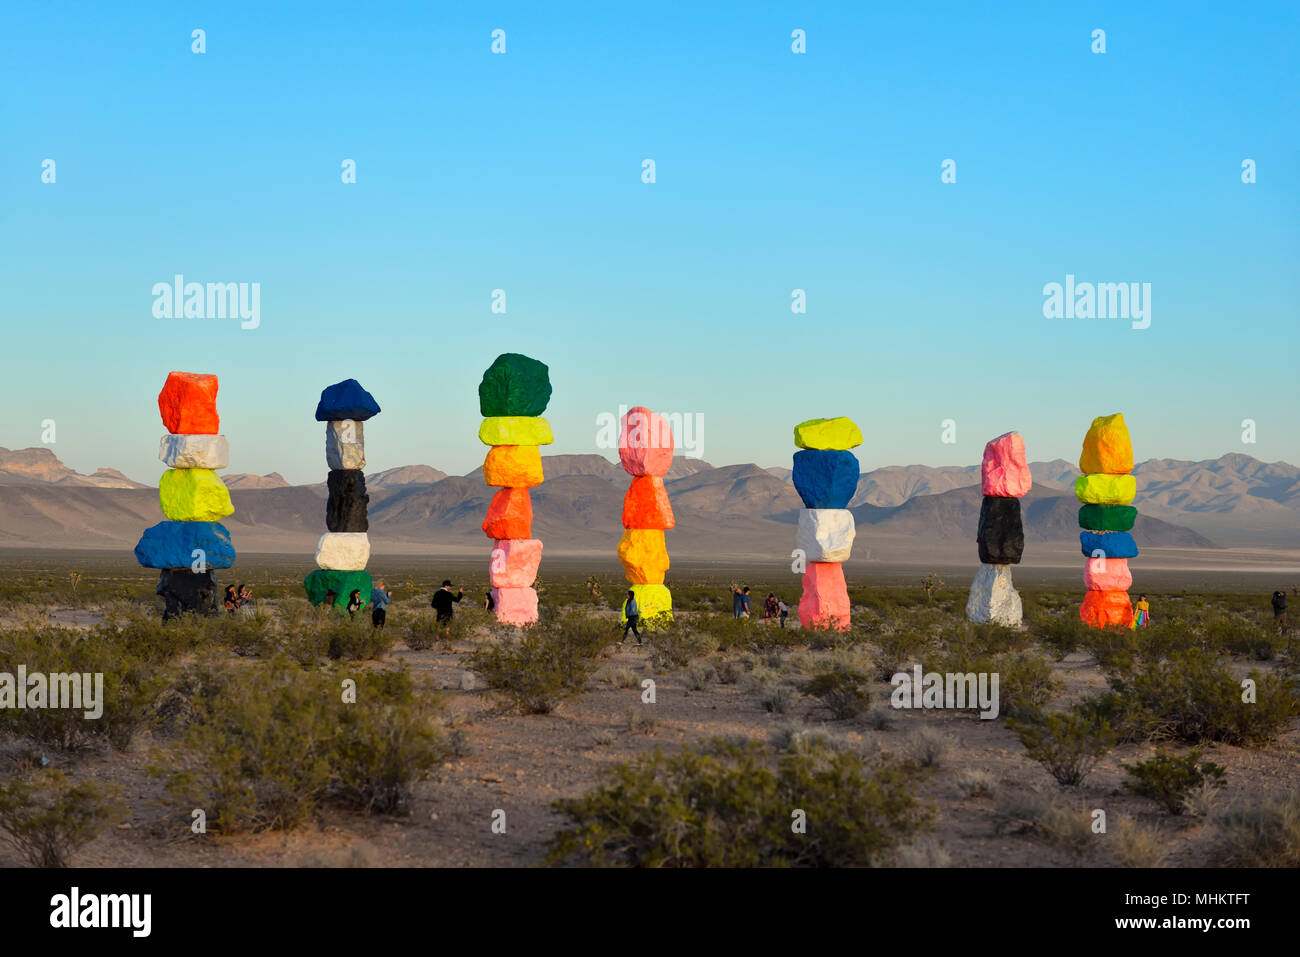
[2, 1, 1296, 485]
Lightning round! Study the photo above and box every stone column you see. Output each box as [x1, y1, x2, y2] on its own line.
[792, 417, 862, 632]
[617, 406, 675, 629]
[1076, 413, 1138, 628]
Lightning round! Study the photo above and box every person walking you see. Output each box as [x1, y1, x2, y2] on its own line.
[1273, 589, 1288, 632]
[370, 579, 392, 628]
[622, 589, 642, 644]
[763, 592, 779, 624]
[431, 580, 464, 628]
[777, 596, 789, 629]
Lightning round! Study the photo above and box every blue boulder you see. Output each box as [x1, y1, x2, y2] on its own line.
[1079, 531, 1138, 559]
[792, 449, 860, 509]
[135, 521, 236, 569]
[315, 379, 381, 421]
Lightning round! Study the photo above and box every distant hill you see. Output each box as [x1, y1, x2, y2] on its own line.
[1, 446, 1296, 555]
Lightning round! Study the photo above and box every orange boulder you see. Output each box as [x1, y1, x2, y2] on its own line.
[1079, 589, 1134, 628]
[158, 371, 219, 434]
[622, 476, 675, 529]
[483, 445, 544, 488]
[482, 487, 533, 539]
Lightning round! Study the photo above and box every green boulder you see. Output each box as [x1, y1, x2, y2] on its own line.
[304, 569, 373, 607]
[1078, 504, 1137, 532]
[478, 354, 551, 417]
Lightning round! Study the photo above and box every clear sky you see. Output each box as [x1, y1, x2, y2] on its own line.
[3, 1, 1296, 486]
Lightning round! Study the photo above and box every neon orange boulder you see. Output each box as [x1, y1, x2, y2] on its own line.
[1079, 589, 1134, 628]
[622, 476, 675, 529]
[482, 487, 532, 539]
[158, 371, 219, 434]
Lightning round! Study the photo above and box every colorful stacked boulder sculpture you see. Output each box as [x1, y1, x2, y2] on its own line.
[793, 417, 862, 631]
[479, 354, 551, 625]
[135, 371, 233, 616]
[1076, 413, 1137, 628]
[304, 379, 380, 607]
[966, 432, 1031, 626]
[618, 407, 675, 629]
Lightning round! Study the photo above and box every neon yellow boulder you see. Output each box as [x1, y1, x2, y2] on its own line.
[1074, 473, 1137, 506]
[794, 417, 863, 450]
[478, 416, 554, 447]
[160, 468, 234, 521]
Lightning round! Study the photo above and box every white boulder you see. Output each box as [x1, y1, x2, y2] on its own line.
[159, 433, 229, 469]
[315, 532, 371, 570]
[965, 563, 1023, 627]
[326, 420, 365, 471]
[796, 508, 856, 563]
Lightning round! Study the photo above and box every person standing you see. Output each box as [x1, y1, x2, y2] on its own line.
[622, 589, 642, 644]
[431, 579, 464, 627]
[732, 585, 744, 619]
[1273, 589, 1288, 632]
[371, 579, 392, 628]
[763, 592, 778, 624]
[484, 590, 495, 612]
[346, 589, 362, 619]
[777, 596, 789, 629]
[223, 584, 238, 615]
[1133, 594, 1150, 628]
[740, 586, 752, 618]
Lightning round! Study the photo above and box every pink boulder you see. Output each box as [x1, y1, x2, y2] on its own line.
[491, 586, 538, 625]
[797, 562, 850, 631]
[1083, 556, 1132, 591]
[490, 539, 542, 588]
[981, 431, 1032, 498]
[619, 406, 675, 477]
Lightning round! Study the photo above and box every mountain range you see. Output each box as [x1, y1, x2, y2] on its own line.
[2, 446, 1296, 560]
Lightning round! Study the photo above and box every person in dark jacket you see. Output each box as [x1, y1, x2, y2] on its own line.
[346, 589, 362, 619]
[431, 580, 464, 624]
[1273, 589, 1287, 632]
[622, 590, 641, 643]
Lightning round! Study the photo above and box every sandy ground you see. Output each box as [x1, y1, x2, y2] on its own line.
[1, 602, 1295, 869]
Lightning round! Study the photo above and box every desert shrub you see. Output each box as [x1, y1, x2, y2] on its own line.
[759, 686, 794, 714]
[0, 770, 125, 867]
[1030, 613, 1090, 660]
[1035, 805, 1096, 858]
[684, 664, 715, 690]
[329, 666, 452, 814]
[402, 612, 445, 651]
[470, 624, 601, 714]
[1122, 750, 1226, 815]
[942, 622, 1033, 657]
[905, 726, 953, 768]
[676, 615, 754, 652]
[1214, 795, 1300, 867]
[0, 626, 172, 751]
[1107, 649, 1300, 745]
[1201, 615, 1282, 660]
[802, 667, 872, 720]
[545, 739, 928, 866]
[936, 650, 1061, 718]
[872, 629, 935, 679]
[956, 769, 995, 798]
[647, 625, 720, 670]
[1008, 709, 1115, 786]
[156, 657, 450, 832]
[714, 659, 743, 685]
[156, 657, 336, 832]
[992, 788, 1053, 835]
[321, 615, 396, 661]
[1110, 815, 1167, 868]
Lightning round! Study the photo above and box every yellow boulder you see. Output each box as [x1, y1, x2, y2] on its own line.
[483, 445, 544, 488]
[1074, 473, 1137, 506]
[794, 417, 863, 450]
[478, 416, 554, 447]
[159, 468, 234, 522]
[621, 583, 673, 627]
[618, 529, 670, 584]
[1078, 413, 1134, 474]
